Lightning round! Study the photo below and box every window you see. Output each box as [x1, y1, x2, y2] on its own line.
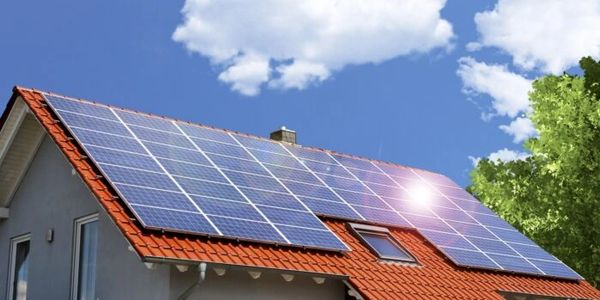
[7, 234, 31, 300]
[350, 223, 417, 263]
[72, 214, 98, 300]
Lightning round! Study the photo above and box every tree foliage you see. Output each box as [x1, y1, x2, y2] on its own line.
[469, 57, 600, 286]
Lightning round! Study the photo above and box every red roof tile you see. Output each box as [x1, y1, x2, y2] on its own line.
[11, 87, 600, 300]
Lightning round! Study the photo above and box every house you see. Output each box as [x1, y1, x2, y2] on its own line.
[1, 86, 599, 300]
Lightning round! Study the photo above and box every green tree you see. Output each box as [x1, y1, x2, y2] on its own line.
[469, 57, 600, 286]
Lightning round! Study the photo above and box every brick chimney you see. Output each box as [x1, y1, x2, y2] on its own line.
[270, 126, 296, 144]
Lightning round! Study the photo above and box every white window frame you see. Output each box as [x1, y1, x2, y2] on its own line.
[70, 214, 98, 300]
[348, 223, 418, 263]
[7, 233, 31, 300]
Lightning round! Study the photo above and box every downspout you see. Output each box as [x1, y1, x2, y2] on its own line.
[177, 263, 207, 300]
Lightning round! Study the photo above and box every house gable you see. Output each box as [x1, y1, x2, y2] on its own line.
[0, 96, 45, 211]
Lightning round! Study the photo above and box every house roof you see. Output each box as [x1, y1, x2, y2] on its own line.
[6, 86, 600, 300]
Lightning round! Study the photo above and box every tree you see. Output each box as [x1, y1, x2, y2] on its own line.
[469, 57, 600, 286]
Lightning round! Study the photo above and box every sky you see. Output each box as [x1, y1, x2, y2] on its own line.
[1, 0, 600, 186]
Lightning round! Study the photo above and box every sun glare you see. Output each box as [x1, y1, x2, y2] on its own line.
[407, 184, 434, 208]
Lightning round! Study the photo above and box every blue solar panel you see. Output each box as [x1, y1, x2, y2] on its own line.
[59, 111, 131, 136]
[299, 196, 362, 220]
[99, 164, 179, 191]
[352, 205, 411, 227]
[419, 230, 477, 250]
[192, 138, 253, 159]
[234, 134, 288, 155]
[222, 170, 287, 192]
[73, 128, 146, 153]
[250, 149, 306, 170]
[130, 126, 194, 149]
[115, 184, 197, 211]
[334, 190, 389, 209]
[529, 259, 581, 279]
[238, 188, 305, 210]
[144, 142, 212, 166]
[176, 177, 246, 202]
[439, 247, 500, 270]
[487, 254, 542, 275]
[178, 123, 238, 144]
[466, 237, 519, 256]
[259, 206, 326, 230]
[86, 146, 162, 172]
[264, 164, 321, 185]
[44, 94, 584, 278]
[302, 160, 354, 178]
[209, 216, 287, 243]
[46, 95, 118, 121]
[132, 205, 218, 234]
[159, 159, 228, 183]
[192, 197, 265, 221]
[116, 110, 180, 133]
[277, 225, 347, 250]
[209, 154, 270, 176]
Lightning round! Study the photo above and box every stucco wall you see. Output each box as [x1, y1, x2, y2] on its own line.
[170, 266, 346, 300]
[0, 137, 170, 299]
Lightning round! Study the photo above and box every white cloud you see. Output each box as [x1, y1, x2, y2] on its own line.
[488, 148, 530, 163]
[499, 117, 538, 143]
[173, 0, 454, 95]
[469, 148, 530, 166]
[217, 53, 270, 96]
[472, 0, 600, 74]
[457, 57, 532, 118]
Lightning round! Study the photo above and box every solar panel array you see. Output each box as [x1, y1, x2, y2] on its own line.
[42, 94, 582, 280]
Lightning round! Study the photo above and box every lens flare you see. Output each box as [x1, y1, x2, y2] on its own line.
[407, 184, 434, 208]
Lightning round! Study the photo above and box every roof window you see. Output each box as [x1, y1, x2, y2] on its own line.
[349, 223, 417, 263]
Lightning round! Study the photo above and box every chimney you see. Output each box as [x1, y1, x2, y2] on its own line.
[270, 126, 296, 144]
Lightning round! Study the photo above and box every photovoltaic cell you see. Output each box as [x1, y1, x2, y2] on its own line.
[130, 126, 194, 149]
[132, 205, 218, 235]
[144, 142, 212, 166]
[419, 230, 476, 250]
[302, 160, 354, 178]
[352, 205, 411, 228]
[209, 154, 270, 176]
[46, 95, 118, 121]
[73, 128, 146, 154]
[86, 145, 162, 173]
[43, 94, 583, 278]
[58, 111, 131, 136]
[159, 159, 228, 183]
[299, 197, 362, 220]
[115, 110, 179, 133]
[192, 196, 265, 222]
[487, 254, 541, 274]
[209, 216, 287, 243]
[176, 177, 246, 202]
[233, 134, 288, 155]
[178, 123, 237, 144]
[115, 184, 197, 211]
[99, 164, 179, 191]
[440, 247, 500, 270]
[238, 188, 305, 211]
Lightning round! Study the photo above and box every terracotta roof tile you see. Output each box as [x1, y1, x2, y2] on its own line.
[11, 87, 600, 300]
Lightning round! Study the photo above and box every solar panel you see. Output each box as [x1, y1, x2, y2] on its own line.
[42, 94, 582, 280]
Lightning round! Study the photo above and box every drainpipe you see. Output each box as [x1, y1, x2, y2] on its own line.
[177, 263, 207, 300]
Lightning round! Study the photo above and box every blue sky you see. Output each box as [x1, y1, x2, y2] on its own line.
[2, 0, 599, 186]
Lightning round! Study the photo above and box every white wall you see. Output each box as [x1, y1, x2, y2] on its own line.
[0, 137, 170, 299]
